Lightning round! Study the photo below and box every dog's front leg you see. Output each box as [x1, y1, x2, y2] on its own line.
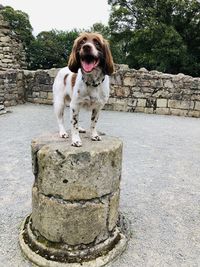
[70, 105, 82, 147]
[90, 108, 102, 141]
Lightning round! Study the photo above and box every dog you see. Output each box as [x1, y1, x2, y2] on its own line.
[53, 32, 114, 147]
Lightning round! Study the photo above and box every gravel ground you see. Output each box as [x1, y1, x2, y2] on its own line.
[1, 103, 200, 267]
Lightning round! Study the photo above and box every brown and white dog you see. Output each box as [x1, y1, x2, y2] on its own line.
[53, 32, 114, 147]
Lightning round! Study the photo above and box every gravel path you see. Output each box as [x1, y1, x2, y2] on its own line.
[1, 103, 200, 267]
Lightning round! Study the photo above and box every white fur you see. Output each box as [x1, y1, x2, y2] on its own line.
[53, 67, 110, 146]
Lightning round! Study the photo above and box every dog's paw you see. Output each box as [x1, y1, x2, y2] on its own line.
[78, 126, 86, 133]
[71, 140, 82, 147]
[91, 135, 102, 141]
[60, 131, 69, 139]
[71, 134, 82, 147]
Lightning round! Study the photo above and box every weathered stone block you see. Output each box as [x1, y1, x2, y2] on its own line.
[155, 107, 170, 115]
[191, 94, 200, 101]
[32, 187, 109, 245]
[2, 58, 12, 63]
[114, 86, 130, 98]
[141, 86, 154, 93]
[32, 92, 40, 98]
[188, 110, 200, 118]
[110, 73, 123, 86]
[170, 108, 188, 117]
[132, 91, 146, 98]
[168, 100, 194, 110]
[0, 36, 10, 42]
[139, 80, 151, 87]
[2, 47, 10, 52]
[47, 92, 53, 100]
[172, 73, 185, 81]
[134, 106, 145, 113]
[30, 98, 52, 105]
[194, 101, 200, 111]
[108, 190, 120, 231]
[113, 101, 128, 112]
[137, 98, 146, 107]
[123, 76, 137, 86]
[40, 91, 48, 98]
[32, 133, 122, 200]
[145, 107, 154, 114]
[17, 72, 23, 80]
[157, 99, 168, 108]
[150, 79, 163, 88]
[164, 80, 174, 89]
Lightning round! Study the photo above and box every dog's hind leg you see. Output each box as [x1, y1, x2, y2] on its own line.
[54, 97, 68, 139]
[70, 105, 82, 147]
[90, 107, 102, 141]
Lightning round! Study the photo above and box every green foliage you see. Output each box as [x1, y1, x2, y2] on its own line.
[90, 23, 111, 39]
[108, 0, 200, 76]
[127, 24, 188, 73]
[2, 2, 200, 76]
[28, 30, 79, 69]
[1, 6, 79, 70]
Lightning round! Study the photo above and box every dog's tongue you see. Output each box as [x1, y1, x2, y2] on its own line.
[82, 61, 96, 73]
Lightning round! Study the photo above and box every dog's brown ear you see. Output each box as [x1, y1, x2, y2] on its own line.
[68, 38, 81, 73]
[103, 40, 114, 76]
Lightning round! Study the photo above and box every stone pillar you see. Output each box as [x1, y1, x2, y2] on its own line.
[19, 133, 127, 267]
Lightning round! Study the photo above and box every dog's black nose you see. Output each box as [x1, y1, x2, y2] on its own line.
[83, 44, 91, 52]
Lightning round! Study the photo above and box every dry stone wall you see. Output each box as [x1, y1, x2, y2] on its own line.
[0, 5, 199, 118]
[24, 69, 57, 105]
[0, 10, 27, 70]
[108, 65, 200, 117]
[24, 65, 200, 118]
[1, 65, 200, 118]
[107, 67, 200, 117]
[0, 6, 26, 113]
[0, 70, 25, 108]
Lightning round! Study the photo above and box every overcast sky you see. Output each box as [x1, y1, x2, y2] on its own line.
[1, 0, 110, 35]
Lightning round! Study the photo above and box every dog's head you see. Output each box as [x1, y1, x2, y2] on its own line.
[68, 32, 114, 76]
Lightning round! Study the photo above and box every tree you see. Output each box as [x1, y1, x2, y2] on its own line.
[90, 23, 111, 39]
[108, 0, 200, 76]
[1, 6, 80, 70]
[29, 30, 79, 69]
[127, 24, 188, 73]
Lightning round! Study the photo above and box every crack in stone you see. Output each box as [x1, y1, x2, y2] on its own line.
[40, 191, 118, 205]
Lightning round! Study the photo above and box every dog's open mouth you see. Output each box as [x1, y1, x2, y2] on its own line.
[80, 55, 99, 73]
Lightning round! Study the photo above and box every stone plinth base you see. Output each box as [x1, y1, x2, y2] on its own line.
[19, 133, 128, 266]
[19, 214, 128, 267]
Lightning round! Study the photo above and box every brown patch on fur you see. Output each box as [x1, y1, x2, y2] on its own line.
[64, 74, 69, 86]
[64, 95, 71, 103]
[71, 73, 77, 89]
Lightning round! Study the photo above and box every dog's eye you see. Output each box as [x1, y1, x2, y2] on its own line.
[80, 38, 87, 46]
[93, 39, 101, 48]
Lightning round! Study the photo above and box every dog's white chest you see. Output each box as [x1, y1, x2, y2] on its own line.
[78, 87, 106, 109]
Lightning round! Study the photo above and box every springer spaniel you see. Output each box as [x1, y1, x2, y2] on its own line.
[53, 32, 114, 147]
